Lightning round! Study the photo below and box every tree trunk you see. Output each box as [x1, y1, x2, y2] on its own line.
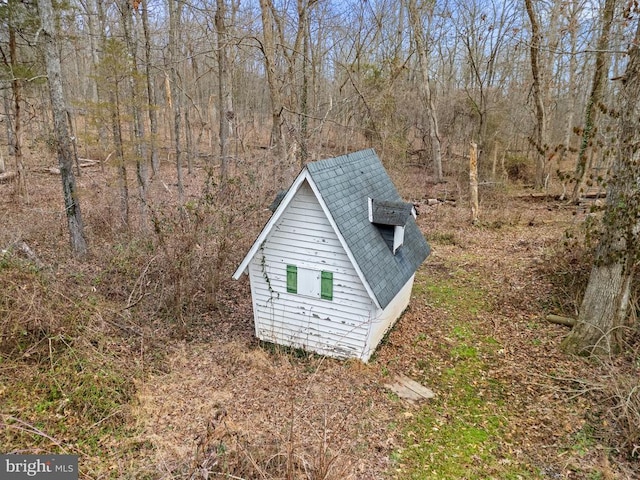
[407, 0, 443, 183]
[571, 0, 616, 202]
[562, 260, 632, 355]
[259, 0, 285, 157]
[168, 0, 184, 204]
[141, 0, 159, 176]
[38, 0, 87, 257]
[8, 23, 27, 200]
[469, 142, 479, 224]
[562, 17, 640, 356]
[298, 7, 309, 168]
[111, 84, 129, 228]
[120, 0, 148, 228]
[525, 0, 547, 189]
[216, 0, 233, 182]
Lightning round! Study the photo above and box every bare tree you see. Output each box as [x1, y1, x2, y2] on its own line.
[120, 0, 149, 227]
[0, 0, 32, 200]
[37, 0, 88, 257]
[168, 0, 184, 204]
[141, 0, 160, 176]
[454, 0, 520, 164]
[259, 0, 285, 157]
[571, 0, 617, 202]
[407, 0, 443, 182]
[525, 0, 547, 189]
[215, 0, 233, 181]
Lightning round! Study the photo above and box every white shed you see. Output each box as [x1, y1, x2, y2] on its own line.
[232, 149, 430, 361]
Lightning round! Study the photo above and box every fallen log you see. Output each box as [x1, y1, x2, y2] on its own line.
[546, 314, 576, 327]
[77, 158, 100, 167]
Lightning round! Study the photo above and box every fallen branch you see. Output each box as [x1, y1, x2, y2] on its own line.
[0, 171, 17, 183]
[546, 314, 576, 327]
[38, 159, 100, 175]
[3, 240, 46, 270]
[77, 158, 100, 167]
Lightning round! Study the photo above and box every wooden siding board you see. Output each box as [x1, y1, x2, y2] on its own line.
[253, 309, 369, 345]
[251, 284, 374, 325]
[256, 320, 368, 348]
[256, 324, 367, 352]
[248, 182, 375, 359]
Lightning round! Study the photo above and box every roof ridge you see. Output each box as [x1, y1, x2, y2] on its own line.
[307, 148, 375, 172]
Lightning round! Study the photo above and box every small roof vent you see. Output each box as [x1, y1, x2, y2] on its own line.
[368, 198, 415, 254]
[369, 199, 414, 226]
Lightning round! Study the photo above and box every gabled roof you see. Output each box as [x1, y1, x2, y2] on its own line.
[233, 149, 431, 309]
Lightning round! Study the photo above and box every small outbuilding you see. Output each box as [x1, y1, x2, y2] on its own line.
[232, 149, 430, 361]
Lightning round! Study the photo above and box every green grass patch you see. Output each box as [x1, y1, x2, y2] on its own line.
[414, 267, 489, 315]
[394, 259, 537, 478]
[396, 346, 535, 479]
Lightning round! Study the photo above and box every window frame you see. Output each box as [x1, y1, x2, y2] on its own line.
[285, 264, 333, 301]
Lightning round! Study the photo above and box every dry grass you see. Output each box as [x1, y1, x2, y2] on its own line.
[134, 342, 394, 479]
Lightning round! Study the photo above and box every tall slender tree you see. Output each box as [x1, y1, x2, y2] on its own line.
[141, 0, 160, 176]
[37, 0, 87, 257]
[525, 0, 548, 189]
[259, 0, 285, 158]
[215, 0, 233, 182]
[168, 0, 184, 204]
[119, 0, 148, 227]
[407, 0, 443, 182]
[571, 0, 617, 202]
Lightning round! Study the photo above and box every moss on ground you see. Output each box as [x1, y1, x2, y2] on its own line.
[393, 261, 539, 479]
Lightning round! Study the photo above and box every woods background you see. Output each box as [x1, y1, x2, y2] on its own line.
[2, 0, 631, 200]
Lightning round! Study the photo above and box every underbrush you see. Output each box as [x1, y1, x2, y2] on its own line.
[184, 403, 355, 480]
[537, 228, 594, 318]
[87, 168, 268, 339]
[0, 257, 139, 476]
[537, 223, 640, 468]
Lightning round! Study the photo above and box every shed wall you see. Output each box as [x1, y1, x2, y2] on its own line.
[248, 181, 375, 359]
[362, 275, 415, 362]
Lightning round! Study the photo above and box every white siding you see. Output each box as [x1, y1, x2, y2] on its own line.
[362, 275, 415, 362]
[248, 181, 375, 359]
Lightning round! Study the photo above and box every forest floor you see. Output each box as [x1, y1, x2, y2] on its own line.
[1, 151, 639, 479]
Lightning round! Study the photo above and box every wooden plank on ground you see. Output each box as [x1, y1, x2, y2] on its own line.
[384, 374, 435, 402]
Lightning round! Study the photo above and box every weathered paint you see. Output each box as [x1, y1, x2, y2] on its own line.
[247, 181, 376, 360]
[236, 162, 423, 361]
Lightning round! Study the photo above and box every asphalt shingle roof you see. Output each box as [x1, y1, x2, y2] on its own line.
[306, 149, 430, 309]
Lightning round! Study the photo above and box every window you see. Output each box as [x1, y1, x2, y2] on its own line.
[286, 265, 333, 300]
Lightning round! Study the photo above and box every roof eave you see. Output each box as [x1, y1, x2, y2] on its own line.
[231, 170, 312, 280]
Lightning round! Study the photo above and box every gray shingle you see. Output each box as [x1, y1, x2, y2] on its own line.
[307, 149, 430, 308]
[371, 200, 413, 226]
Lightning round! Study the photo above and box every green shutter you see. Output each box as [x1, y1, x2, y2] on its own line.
[286, 265, 297, 293]
[321, 271, 333, 300]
